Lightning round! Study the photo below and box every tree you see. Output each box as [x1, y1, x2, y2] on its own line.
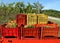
[0, 3, 7, 16]
[15, 2, 25, 13]
[26, 2, 33, 13]
[33, 2, 43, 13]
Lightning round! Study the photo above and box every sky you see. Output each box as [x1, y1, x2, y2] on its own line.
[0, 0, 60, 11]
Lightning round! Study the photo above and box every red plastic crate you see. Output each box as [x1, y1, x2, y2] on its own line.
[16, 14, 27, 27]
[22, 27, 41, 39]
[2, 27, 19, 38]
[42, 24, 59, 39]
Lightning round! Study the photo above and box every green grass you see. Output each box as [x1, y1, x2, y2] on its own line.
[48, 19, 60, 26]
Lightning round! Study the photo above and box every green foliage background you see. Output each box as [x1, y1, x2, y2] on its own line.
[0, 2, 60, 25]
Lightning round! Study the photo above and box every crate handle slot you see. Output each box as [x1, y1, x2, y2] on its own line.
[44, 36, 54, 38]
[57, 37, 60, 39]
[24, 36, 35, 38]
[5, 36, 16, 38]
